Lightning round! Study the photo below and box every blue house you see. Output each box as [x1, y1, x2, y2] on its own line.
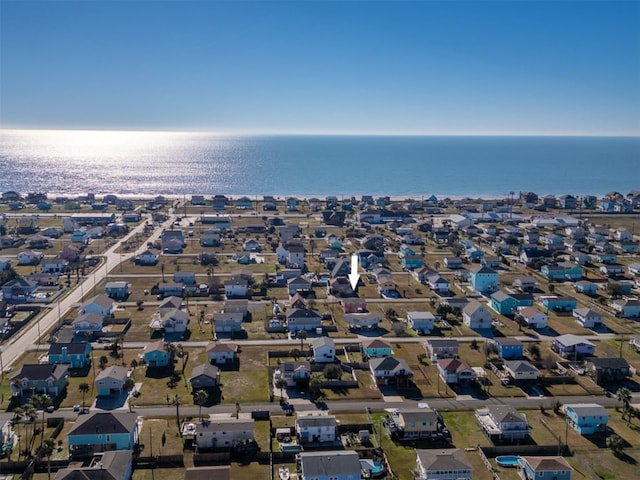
[48, 342, 92, 368]
[542, 296, 578, 312]
[68, 412, 140, 457]
[564, 403, 608, 435]
[469, 265, 498, 294]
[494, 337, 524, 359]
[402, 255, 424, 270]
[517, 456, 573, 480]
[298, 451, 361, 480]
[490, 291, 534, 315]
[141, 340, 171, 368]
[575, 281, 597, 296]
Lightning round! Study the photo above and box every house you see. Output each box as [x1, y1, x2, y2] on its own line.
[612, 299, 640, 318]
[443, 257, 462, 269]
[286, 308, 322, 332]
[72, 312, 105, 334]
[424, 339, 459, 360]
[328, 277, 354, 297]
[48, 342, 92, 368]
[157, 282, 184, 298]
[223, 279, 249, 298]
[310, 337, 336, 363]
[415, 448, 473, 480]
[40, 257, 68, 274]
[600, 264, 625, 277]
[394, 409, 439, 439]
[153, 308, 189, 334]
[67, 412, 140, 457]
[189, 364, 220, 390]
[362, 338, 393, 358]
[585, 357, 631, 385]
[424, 273, 451, 294]
[288, 276, 312, 296]
[407, 311, 436, 334]
[141, 340, 171, 368]
[564, 403, 608, 434]
[475, 405, 530, 441]
[275, 361, 312, 386]
[494, 337, 524, 359]
[213, 312, 243, 333]
[54, 450, 133, 480]
[10, 363, 69, 398]
[462, 300, 492, 329]
[200, 229, 221, 247]
[517, 306, 548, 329]
[17, 250, 43, 265]
[206, 342, 238, 365]
[81, 294, 114, 318]
[573, 308, 604, 329]
[296, 413, 337, 444]
[276, 244, 305, 269]
[341, 297, 366, 315]
[105, 281, 130, 300]
[469, 265, 498, 294]
[369, 356, 412, 386]
[552, 334, 595, 359]
[95, 365, 129, 396]
[504, 360, 539, 381]
[490, 291, 533, 315]
[1, 277, 38, 302]
[437, 358, 476, 384]
[541, 296, 577, 312]
[517, 456, 573, 480]
[297, 451, 361, 480]
[575, 281, 597, 296]
[344, 312, 381, 330]
[136, 250, 159, 265]
[541, 263, 583, 281]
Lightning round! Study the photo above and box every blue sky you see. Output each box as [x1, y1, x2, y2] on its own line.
[1, 0, 639, 135]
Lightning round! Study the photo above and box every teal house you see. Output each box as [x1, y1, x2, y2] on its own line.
[68, 412, 140, 457]
[141, 340, 171, 368]
[362, 338, 393, 358]
[48, 342, 92, 369]
[490, 291, 534, 315]
[541, 262, 583, 281]
[470, 265, 498, 294]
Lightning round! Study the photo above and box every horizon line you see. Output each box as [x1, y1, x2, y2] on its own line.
[1, 127, 639, 138]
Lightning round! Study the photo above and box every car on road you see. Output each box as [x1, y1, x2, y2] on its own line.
[73, 405, 80, 412]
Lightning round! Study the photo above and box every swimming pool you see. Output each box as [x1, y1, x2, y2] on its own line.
[496, 456, 521, 467]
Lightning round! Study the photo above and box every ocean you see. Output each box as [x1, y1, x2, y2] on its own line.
[0, 129, 638, 198]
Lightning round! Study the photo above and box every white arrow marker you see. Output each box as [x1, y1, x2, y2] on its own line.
[348, 253, 360, 290]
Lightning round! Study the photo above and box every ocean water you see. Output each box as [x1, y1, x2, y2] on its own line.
[0, 129, 638, 198]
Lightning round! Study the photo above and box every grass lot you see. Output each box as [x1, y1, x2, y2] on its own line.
[138, 418, 185, 455]
[218, 346, 270, 404]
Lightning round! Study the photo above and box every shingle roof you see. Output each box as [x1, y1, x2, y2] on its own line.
[416, 448, 473, 471]
[522, 456, 572, 472]
[298, 451, 361, 477]
[68, 412, 138, 436]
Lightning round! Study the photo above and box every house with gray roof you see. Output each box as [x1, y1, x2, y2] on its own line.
[462, 300, 492, 329]
[415, 448, 472, 480]
[295, 413, 337, 444]
[54, 450, 133, 480]
[189, 364, 220, 390]
[476, 405, 530, 441]
[297, 451, 361, 480]
[564, 403, 608, 435]
[286, 308, 322, 332]
[517, 456, 573, 480]
[310, 337, 335, 363]
[394, 408, 439, 439]
[95, 365, 128, 397]
[369, 356, 412, 386]
[10, 363, 69, 398]
[424, 339, 459, 360]
[68, 412, 140, 457]
[194, 417, 254, 449]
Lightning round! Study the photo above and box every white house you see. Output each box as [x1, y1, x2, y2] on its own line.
[80, 294, 114, 318]
[206, 342, 238, 364]
[17, 250, 43, 266]
[194, 418, 255, 449]
[517, 306, 548, 329]
[295, 413, 337, 444]
[407, 311, 436, 334]
[573, 308, 604, 329]
[224, 279, 249, 298]
[504, 360, 539, 381]
[437, 358, 476, 384]
[462, 300, 492, 329]
[415, 448, 473, 480]
[310, 337, 336, 363]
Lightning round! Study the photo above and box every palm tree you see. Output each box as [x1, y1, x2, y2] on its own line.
[617, 387, 632, 421]
[31, 394, 52, 448]
[40, 437, 56, 480]
[13, 407, 23, 459]
[607, 433, 625, 455]
[275, 377, 288, 401]
[194, 390, 208, 421]
[297, 329, 307, 352]
[23, 403, 36, 456]
[11, 377, 23, 397]
[78, 383, 90, 412]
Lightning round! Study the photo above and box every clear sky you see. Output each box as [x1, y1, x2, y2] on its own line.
[1, 0, 639, 135]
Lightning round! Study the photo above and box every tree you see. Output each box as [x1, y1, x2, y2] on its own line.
[161, 263, 165, 282]
[617, 387, 632, 421]
[31, 393, 52, 448]
[436, 304, 452, 321]
[275, 377, 289, 401]
[289, 348, 302, 360]
[309, 374, 324, 400]
[323, 364, 342, 381]
[514, 314, 526, 332]
[527, 344, 541, 361]
[548, 283, 555, 294]
[194, 390, 209, 421]
[40, 437, 56, 480]
[78, 383, 90, 412]
[607, 434, 625, 455]
[297, 329, 307, 352]
[13, 407, 23, 459]
[136, 300, 144, 310]
[23, 403, 37, 456]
